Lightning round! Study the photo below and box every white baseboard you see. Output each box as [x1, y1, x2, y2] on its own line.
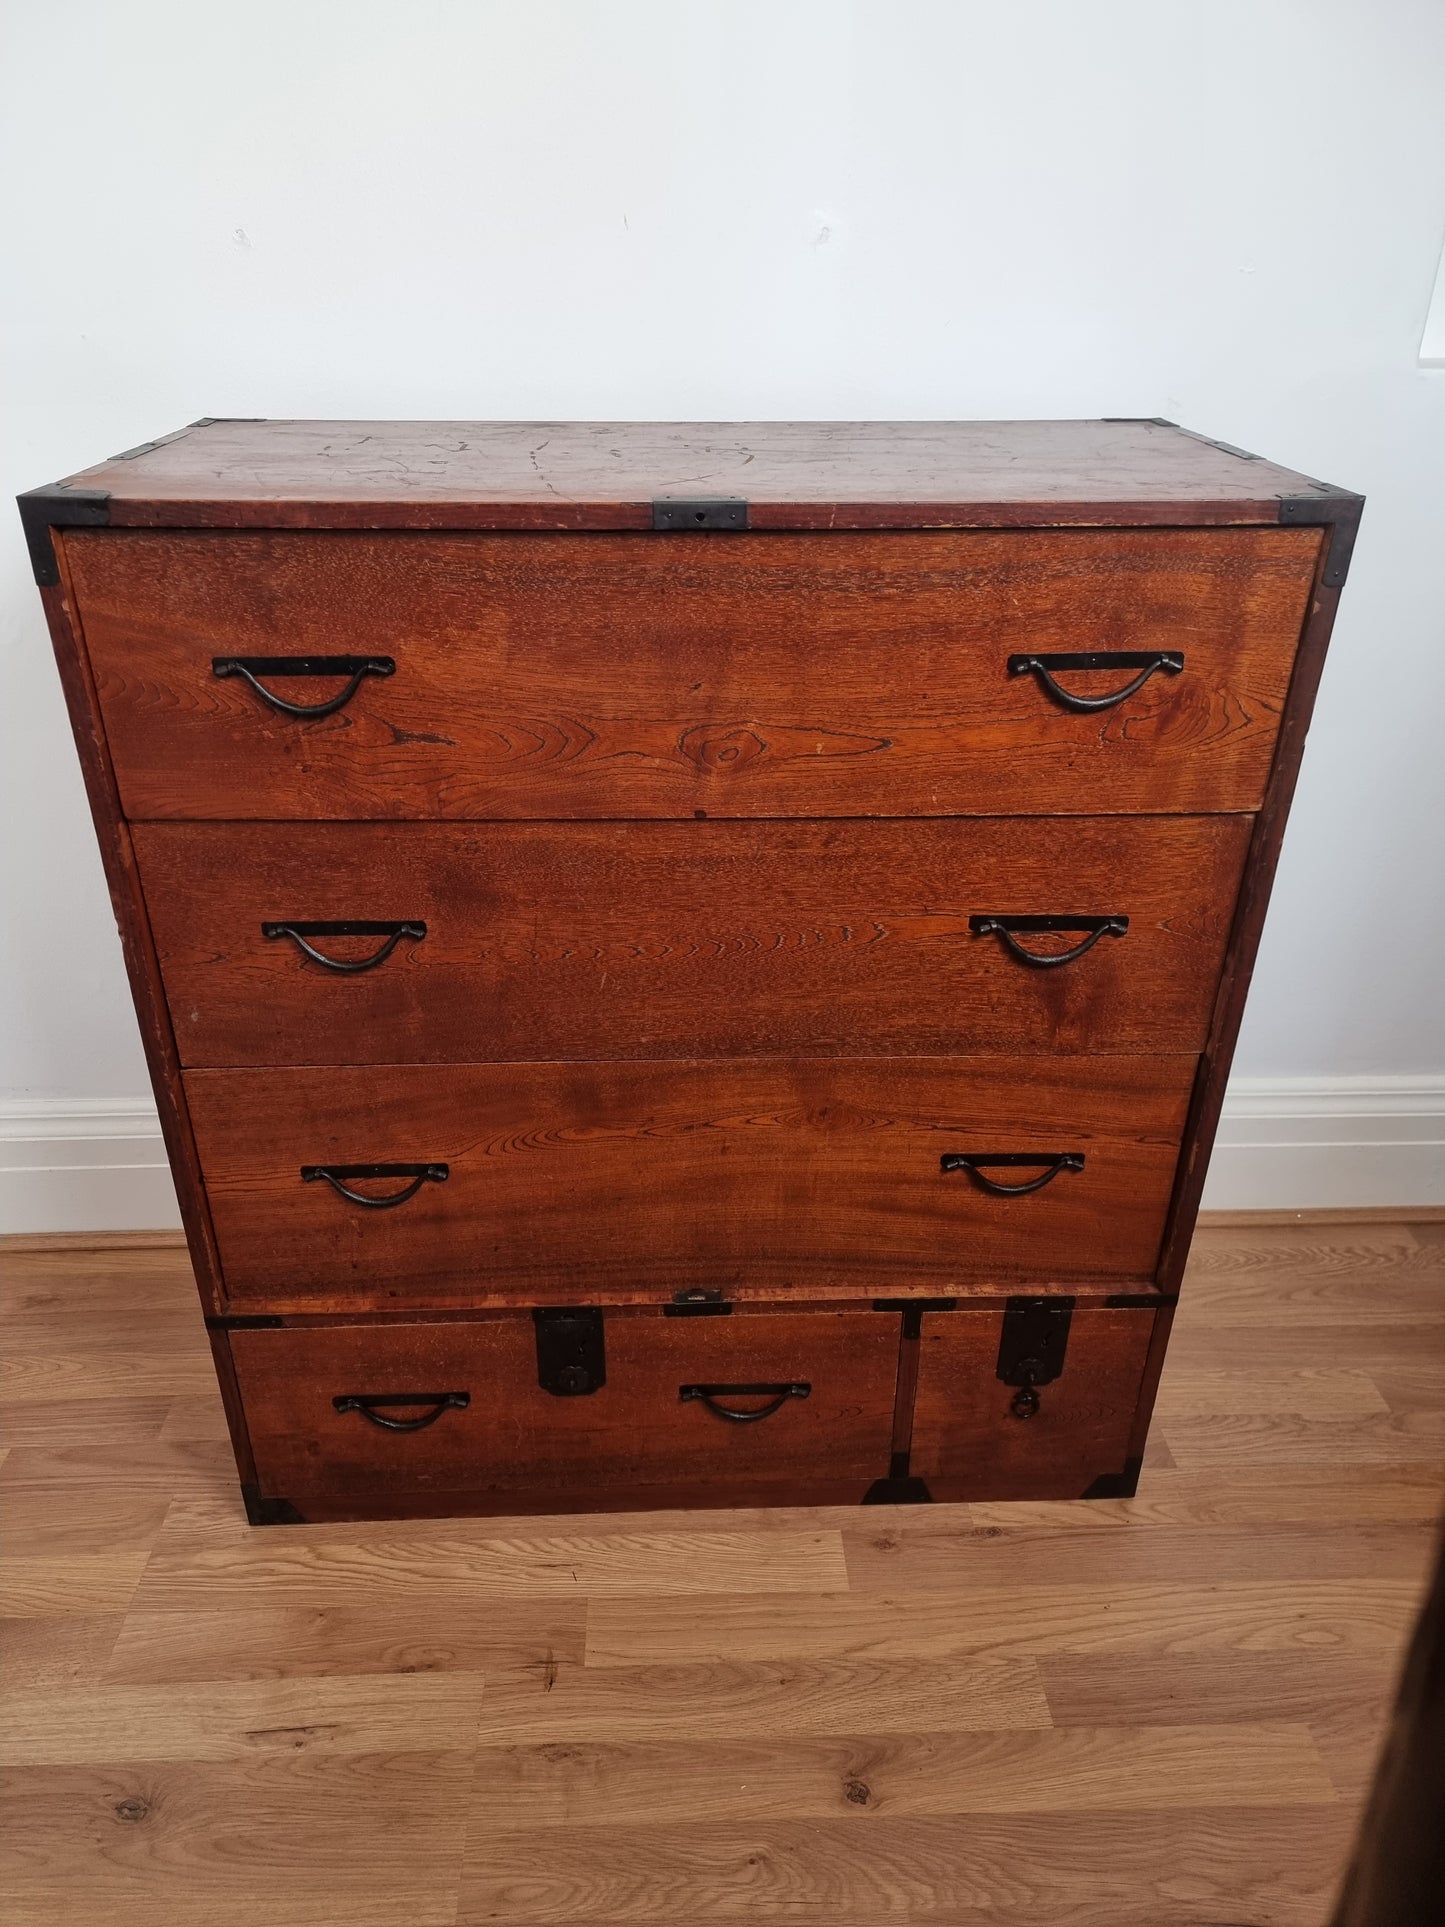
[1201, 1074, 1445, 1212]
[1, 1078, 1441, 1236]
[0, 1099, 179, 1235]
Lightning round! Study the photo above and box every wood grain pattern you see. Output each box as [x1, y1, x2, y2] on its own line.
[229, 1310, 900, 1510]
[910, 1305, 1156, 1498]
[136, 814, 1250, 1066]
[185, 1055, 1196, 1309]
[61, 417, 1344, 522]
[0, 1223, 1439, 1927]
[66, 526, 1318, 820]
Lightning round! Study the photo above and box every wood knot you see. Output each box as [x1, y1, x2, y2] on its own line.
[113, 1797, 150, 1824]
[843, 1779, 872, 1806]
[680, 725, 768, 772]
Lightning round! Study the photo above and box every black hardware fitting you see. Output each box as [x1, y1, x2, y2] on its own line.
[665, 1289, 732, 1318]
[205, 1313, 285, 1331]
[651, 497, 748, 531]
[1082, 1456, 1143, 1500]
[997, 1296, 1075, 1420]
[941, 1152, 1085, 1197]
[17, 484, 111, 587]
[263, 920, 427, 973]
[862, 1460, 934, 1505]
[535, 1307, 606, 1396]
[679, 1382, 810, 1423]
[1278, 488, 1365, 589]
[213, 655, 395, 718]
[333, 1392, 469, 1432]
[971, 914, 1129, 969]
[241, 1484, 306, 1527]
[301, 1162, 449, 1208]
[1009, 650, 1184, 713]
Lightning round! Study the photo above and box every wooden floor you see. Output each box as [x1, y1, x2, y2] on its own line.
[2, 1221, 1443, 1926]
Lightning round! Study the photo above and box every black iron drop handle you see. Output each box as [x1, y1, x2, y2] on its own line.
[1008, 650, 1184, 713]
[333, 1392, 469, 1431]
[262, 920, 427, 973]
[302, 1162, 449, 1208]
[679, 1382, 812, 1423]
[212, 655, 395, 718]
[941, 1152, 1085, 1197]
[971, 915, 1129, 969]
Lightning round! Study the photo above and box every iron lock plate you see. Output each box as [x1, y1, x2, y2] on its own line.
[534, 1307, 606, 1396]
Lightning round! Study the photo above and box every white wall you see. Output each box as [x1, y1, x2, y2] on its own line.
[2, 0, 1443, 1228]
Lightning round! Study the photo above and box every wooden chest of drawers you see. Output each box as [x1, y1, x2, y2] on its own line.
[21, 419, 1361, 1521]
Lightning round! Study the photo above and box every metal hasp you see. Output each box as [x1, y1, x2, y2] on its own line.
[996, 1295, 1075, 1420]
[651, 497, 748, 530]
[535, 1307, 606, 1396]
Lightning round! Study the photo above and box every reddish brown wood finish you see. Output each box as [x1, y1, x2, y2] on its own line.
[185, 1056, 1197, 1310]
[61, 417, 1343, 528]
[231, 1307, 900, 1508]
[67, 527, 1318, 820]
[910, 1305, 1156, 1499]
[135, 815, 1251, 1067]
[23, 419, 1362, 1521]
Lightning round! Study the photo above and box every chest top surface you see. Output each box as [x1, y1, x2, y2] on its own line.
[28, 417, 1355, 535]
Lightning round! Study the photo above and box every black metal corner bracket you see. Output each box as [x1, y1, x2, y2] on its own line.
[652, 497, 748, 531]
[241, 1484, 307, 1527]
[1081, 1456, 1143, 1500]
[1278, 487, 1365, 589]
[17, 484, 111, 587]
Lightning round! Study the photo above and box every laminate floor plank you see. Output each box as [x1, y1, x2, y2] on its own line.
[2, 1219, 1442, 1927]
[456, 1808, 1349, 1925]
[473, 1654, 1052, 1742]
[0, 1754, 471, 1927]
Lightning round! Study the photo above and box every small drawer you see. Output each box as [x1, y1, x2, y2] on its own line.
[229, 1306, 901, 1515]
[910, 1301, 1158, 1500]
[138, 814, 1249, 1067]
[187, 1055, 1197, 1312]
[67, 526, 1317, 820]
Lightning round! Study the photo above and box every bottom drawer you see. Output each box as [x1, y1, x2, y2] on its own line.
[231, 1307, 901, 1518]
[910, 1302, 1158, 1501]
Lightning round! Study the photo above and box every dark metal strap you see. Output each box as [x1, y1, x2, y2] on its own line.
[213, 655, 395, 718]
[262, 920, 427, 973]
[679, 1382, 811, 1422]
[970, 914, 1129, 968]
[1008, 650, 1183, 712]
[301, 1162, 449, 1207]
[332, 1392, 469, 1431]
[940, 1152, 1085, 1197]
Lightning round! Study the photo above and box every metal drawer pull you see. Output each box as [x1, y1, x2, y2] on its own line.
[1008, 650, 1183, 713]
[333, 1391, 469, 1431]
[212, 654, 395, 718]
[679, 1382, 811, 1422]
[971, 914, 1129, 968]
[301, 1162, 449, 1207]
[263, 920, 427, 972]
[941, 1152, 1085, 1196]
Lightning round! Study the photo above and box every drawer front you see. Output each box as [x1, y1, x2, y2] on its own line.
[69, 527, 1317, 820]
[911, 1303, 1155, 1500]
[188, 1056, 1197, 1310]
[231, 1308, 900, 1508]
[139, 815, 1250, 1067]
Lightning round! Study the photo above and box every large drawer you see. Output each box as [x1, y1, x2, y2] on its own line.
[68, 527, 1317, 819]
[910, 1302, 1157, 1500]
[230, 1306, 901, 1514]
[187, 1056, 1197, 1310]
[138, 814, 1250, 1066]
